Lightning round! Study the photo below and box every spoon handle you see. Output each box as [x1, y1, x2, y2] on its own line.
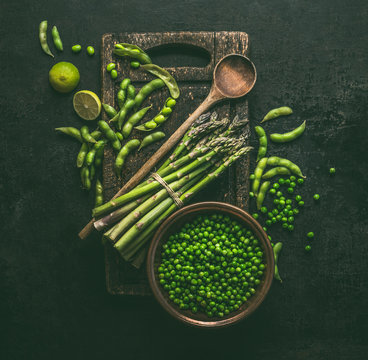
[78, 89, 223, 240]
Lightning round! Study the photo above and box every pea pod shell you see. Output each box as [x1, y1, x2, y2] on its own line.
[261, 106, 293, 123]
[255, 126, 267, 162]
[262, 167, 291, 179]
[102, 103, 118, 119]
[252, 157, 268, 195]
[267, 156, 305, 178]
[270, 121, 306, 143]
[138, 131, 165, 151]
[39, 21, 54, 57]
[95, 179, 104, 207]
[80, 166, 91, 190]
[141, 64, 180, 99]
[273, 242, 283, 282]
[76, 142, 89, 168]
[51, 25, 63, 51]
[256, 181, 271, 210]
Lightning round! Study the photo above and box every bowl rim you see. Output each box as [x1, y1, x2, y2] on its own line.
[146, 201, 274, 328]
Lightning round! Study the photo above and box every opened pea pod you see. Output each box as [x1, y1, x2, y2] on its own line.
[135, 97, 176, 131]
[113, 43, 152, 64]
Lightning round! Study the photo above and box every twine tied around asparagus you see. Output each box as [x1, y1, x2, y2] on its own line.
[150, 172, 184, 208]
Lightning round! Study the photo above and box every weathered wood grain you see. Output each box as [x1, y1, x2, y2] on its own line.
[101, 31, 250, 295]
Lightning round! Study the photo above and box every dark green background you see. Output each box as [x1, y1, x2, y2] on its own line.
[1, 0, 367, 359]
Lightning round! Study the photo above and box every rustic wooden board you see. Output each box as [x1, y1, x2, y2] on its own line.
[101, 31, 250, 296]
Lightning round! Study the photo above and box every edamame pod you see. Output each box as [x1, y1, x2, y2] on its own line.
[114, 139, 141, 177]
[252, 157, 268, 195]
[90, 130, 102, 140]
[51, 25, 63, 51]
[80, 126, 97, 144]
[102, 103, 118, 119]
[267, 156, 305, 178]
[273, 242, 283, 282]
[261, 106, 293, 123]
[95, 179, 104, 207]
[55, 127, 83, 143]
[122, 106, 152, 139]
[262, 167, 291, 179]
[98, 120, 121, 152]
[270, 121, 306, 143]
[134, 79, 165, 110]
[113, 43, 152, 64]
[94, 141, 106, 168]
[120, 78, 131, 90]
[141, 64, 180, 99]
[138, 131, 166, 151]
[255, 126, 267, 161]
[76, 142, 89, 168]
[89, 164, 96, 181]
[116, 132, 124, 141]
[116, 99, 136, 130]
[135, 97, 176, 131]
[256, 181, 271, 210]
[86, 140, 105, 166]
[80, 166, 91, 190]
[39, 21, 54, 57]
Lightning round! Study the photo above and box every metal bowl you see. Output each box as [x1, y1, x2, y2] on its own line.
[147, 202, 274, 328]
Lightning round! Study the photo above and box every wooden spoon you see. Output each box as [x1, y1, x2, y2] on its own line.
[79, 54, 257, 239]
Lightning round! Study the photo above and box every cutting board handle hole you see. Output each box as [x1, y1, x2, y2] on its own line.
[146, 44, 211, 68]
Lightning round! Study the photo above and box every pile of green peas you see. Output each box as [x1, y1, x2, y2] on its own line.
[158, 214, 266, 318]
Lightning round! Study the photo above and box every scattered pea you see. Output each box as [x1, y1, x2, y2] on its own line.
[266, 220, 272, 226]
[307, 232, 314, 238]
[249, 174, 255, 180]
[287, 187, 294, 193]
[329, 167, 336, 174]
[290, 182, 296, 188]
[110, 69, 118, 79]
[298, 201, 304, 207]
[293, 208, 299, 215]
[295, 195, 302, 202]
[297, 178, 304, 185]
[106, 63, 116, 72]
[305, 245, 311, 251]
[87, 46, 95, 56]
[276, 191, 282, 197]
[285, 179, 290, 186]
[71, 44, 82, 53]
[313, 194, 320, 201]
[252, 213, 259, 219]
[260, 206, 267, 213]
[290, 176, 296, 181]
[273, 183, 280, 189]
[249, 192, 255, 198]
[288, 224, 294, 231]
[288, 216, 294, 223]
[131, 61, 140, 68]
[269, 188, 276, 195]
[278, 178, 285, 185]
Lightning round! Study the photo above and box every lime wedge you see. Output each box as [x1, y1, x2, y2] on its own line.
[73, 90, 101, 121]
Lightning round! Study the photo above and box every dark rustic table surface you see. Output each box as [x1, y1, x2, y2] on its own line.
[1, 1, 367, 359]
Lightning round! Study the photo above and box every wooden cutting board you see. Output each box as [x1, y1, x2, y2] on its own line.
[101, 31, 250, 295]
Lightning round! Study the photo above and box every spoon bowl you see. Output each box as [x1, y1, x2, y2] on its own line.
[213, 54, 257, 98]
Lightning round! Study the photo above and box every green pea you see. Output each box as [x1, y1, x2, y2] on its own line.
[130, 61, 140, 68]
[278, 178, 285, 185]
[144, 120, 158, 129]
[71, 44, 82, 53]
[298, 201, 304, 207]
[297, 178, 304, 185]
[265, 220, 272, 226]
[288, 216, 294, 222]
[252, 213, 259, 219]
[290, 176, 296, 181]
[290, 182, 296, 187]
[249, 174, 255, 180]
[313, 194, 320, 200]
[87, 46, 95, 56]
[307, 232, 314, 238]
[288, 224, 294, 231]
[260, 206, 267, 213]
[282, 223, 288, 229]
[269, 188, 276, 195]
[293, 208, 299, 215]
[106, 63, 116, 72]
[111, 69, 118, 79]
[295, 195, 302, 202]
[305, 245, 312, 251]
[249, 192, 255, 198]
[276, 191, 282, 197]
[329, 167, 336, 174]
[166, 98, 176, 108]
[273, 183, 280, 189]
[154, 114, 166, 124]
[161, 107, 172, 116]
[287, 187, 294, 193]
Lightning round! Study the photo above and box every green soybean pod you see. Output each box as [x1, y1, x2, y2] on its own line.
[141, 64, 180, 99]
[90, 130, 102, 140]
[94, 141, 106, 168]
[51, 25, 63, 51]
[126, 84, 136, 100]
[98, 120, 121, 152]
[76, 142, 89, 168]
[39, 20, 54, 57]
[267, 156, 306, 178]
[89, 164, 96, 181]
[120, 78, 131, 90]
[122, 106, 152, 139]
[270, 121, 306, 143]
[134, 79, 165, 109]
[255, 126, 267, 161]
[80, 126, 97, 144]
[113, 44, 152, 64]
[117, 89, 126, 109]
[114, 139, 141, 177]
[256, 181, 271, 210]
[55, 127, 83, 143]
[86, 140, 105, 166]
[71, 44, 82, 53]
[95, 179, 104, 207]
[138, 131, 166, 151]
[80, 166, 91, 190]
[262, 167, 291, 179]
[252, 157, 268, 195]
[273, 242, 283, 282]
[261, 106, 293, 123]
[102, 103, 118, 119]
[116, 99, 136, 130]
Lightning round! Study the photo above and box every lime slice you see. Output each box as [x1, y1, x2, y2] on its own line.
[73, 90, 101, 121]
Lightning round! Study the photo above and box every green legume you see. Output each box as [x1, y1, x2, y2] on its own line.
[305, 245, 311, 252]
[307, 232, 314, 238]
[130, 61, 140, 68]
[51, 25, 63, 51]
[261, 107, 293, 123]
[39, 20, 54, 58]
[249, 174, 255, 180]
[313, 194, 320, 200]
[297, 178, 304, 184]
[106, 63, 116, 72]
[87, 46, 95, 56]
[329, 167, 336, 174]
[72, 44, 82, 53]
[110, 69, 118, 79]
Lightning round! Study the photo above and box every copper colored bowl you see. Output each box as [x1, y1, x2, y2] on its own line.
[147, 202, 274, 328]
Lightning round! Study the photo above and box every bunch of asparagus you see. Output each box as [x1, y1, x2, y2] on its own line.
[92, 112, 252, 267]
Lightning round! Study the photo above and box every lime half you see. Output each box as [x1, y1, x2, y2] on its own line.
[73, 90, 101, 121]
